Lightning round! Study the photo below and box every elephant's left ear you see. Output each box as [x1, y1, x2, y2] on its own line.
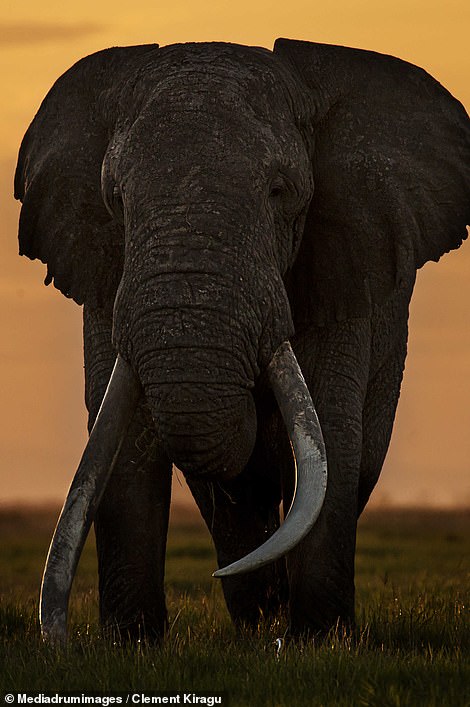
[275, 39, 470, 325]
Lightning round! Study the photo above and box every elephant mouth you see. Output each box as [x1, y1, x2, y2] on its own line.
[38, 341, 327, 643]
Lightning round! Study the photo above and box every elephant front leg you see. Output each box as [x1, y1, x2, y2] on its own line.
[187, 472, 288, 629]
[286, 439, 360, 637]
[94, 422, 172, 641]
[287, 321, 370, 637]
[84, 307, 172, 642]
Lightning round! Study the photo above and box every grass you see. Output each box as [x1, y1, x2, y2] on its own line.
[0, 505, 468, 706]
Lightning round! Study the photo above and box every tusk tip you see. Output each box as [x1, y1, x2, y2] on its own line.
[213, 564, 240, 577]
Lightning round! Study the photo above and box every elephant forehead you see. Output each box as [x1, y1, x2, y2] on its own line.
[129, 42, 300, 121]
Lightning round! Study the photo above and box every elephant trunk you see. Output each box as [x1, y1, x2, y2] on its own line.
[132, 308, 261, 478]
[113, 218, 292, 478]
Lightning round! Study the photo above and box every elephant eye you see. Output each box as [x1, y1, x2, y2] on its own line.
[104, 183, 125, 224]
[269, 178, 285, 199]
[112, 185, 123, 209]
[268, 172, 303, 213]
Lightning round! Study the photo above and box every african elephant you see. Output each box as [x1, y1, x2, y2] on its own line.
[15, 39, 469, 643]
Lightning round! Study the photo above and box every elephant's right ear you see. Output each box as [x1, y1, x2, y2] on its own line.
[14, 44, 158, 308]
[275, 39, 469, 326]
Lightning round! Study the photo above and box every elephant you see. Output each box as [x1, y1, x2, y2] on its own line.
[15, 39, 469, 643]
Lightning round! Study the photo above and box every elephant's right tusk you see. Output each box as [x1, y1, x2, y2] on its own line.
[39, 355, 141, 645]
[213, 340, 327, 577]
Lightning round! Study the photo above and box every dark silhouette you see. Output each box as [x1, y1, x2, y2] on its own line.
[15, 40, 469, 642]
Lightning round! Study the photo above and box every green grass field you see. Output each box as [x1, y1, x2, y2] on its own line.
[0, 506, 468, 706]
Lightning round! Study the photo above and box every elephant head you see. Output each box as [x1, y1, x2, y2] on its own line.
[15, 40, 469, 642]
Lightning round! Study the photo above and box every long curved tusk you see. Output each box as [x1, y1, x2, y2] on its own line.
[213, 340, 327, 577]
[39, 355, 141, 644]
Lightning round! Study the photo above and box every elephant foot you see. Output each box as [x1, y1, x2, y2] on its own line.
[221, 561, 289, 631]
[98, 575, 168, 644]
[288, 579, 355, 641]
[100, 606, 168, 644]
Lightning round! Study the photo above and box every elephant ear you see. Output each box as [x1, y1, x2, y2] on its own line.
[14, 44, 158, 309]
[275, 39, 470, 326]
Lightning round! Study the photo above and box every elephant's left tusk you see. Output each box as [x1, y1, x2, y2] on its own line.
[39, 355, 141, 644]
[213, 340, 327, 577]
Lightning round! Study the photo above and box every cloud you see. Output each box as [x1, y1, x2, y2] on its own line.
[0, 21, 104, 46]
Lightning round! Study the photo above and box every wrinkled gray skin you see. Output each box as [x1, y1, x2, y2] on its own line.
[15, 40, 469, 640]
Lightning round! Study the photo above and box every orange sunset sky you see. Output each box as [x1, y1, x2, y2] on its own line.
[1, 0, 469, 508]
